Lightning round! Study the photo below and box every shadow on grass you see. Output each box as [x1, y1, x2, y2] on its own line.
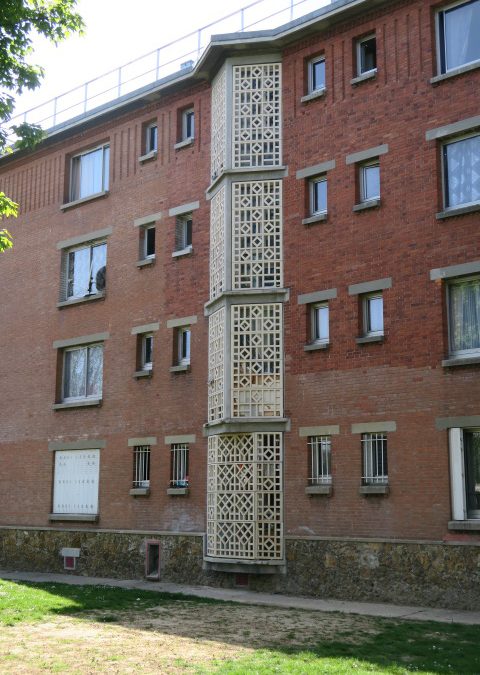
[1, 579, 479, 674]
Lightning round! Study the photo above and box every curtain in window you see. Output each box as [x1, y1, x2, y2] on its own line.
[86, 345, 103, 397]
[446, 136, 480, 207]
[450, 278, 480, 353]
[67, 247, 90, 298]
[91, 243, 107, 293]
[445, 2, 480, 70]
[64, 348, 87, 398]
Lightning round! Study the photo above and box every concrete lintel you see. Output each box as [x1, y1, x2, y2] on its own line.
[204, 418, 290, 436]
[296, 159, 335, 180]
[127, 437, 157, 447]
[131, 322, 160, 335]
[56, 227, 113, 250]
[426, 114, 480, 141]
[348, 277, 392, 295]
[166, 315, 198, 329]
[165, 434, 196, 445]
[346, 143, 388, 165]
[299, 425, 340, 437]
[48, 439, 106, 451]
[60, 547, 81, 557]
[430, 260, 480, 281]
[351, 421, 397, 433]
[298, 288, 337, 305]
[134, 212, 163, 227]
[435, 416, 480, 431]
[168, 201, 200, 217]
[53, 332, 109, 349]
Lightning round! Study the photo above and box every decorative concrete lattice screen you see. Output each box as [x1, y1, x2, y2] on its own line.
[208, 307, 225, 422]
[232, 63, 281, 168]
[53, 449, 99, 514]
[231, 303, 283, 418]
[211, 66, 227, 180]
[207, 432, 283, 560]
[209, 185, 226, 300]
[232, 180, 282, 289]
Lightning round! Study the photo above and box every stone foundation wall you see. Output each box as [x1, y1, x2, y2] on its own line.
[1, 528, 479, 610]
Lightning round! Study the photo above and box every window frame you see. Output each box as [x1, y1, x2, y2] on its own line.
[442, 131, 480, 210]
[69, 144, 110, 202]
[310, 302, 329, 345]
[175, 213, 193, 252]
[65, 240, 107, 301]
[170, 443, 189, 488]
[308, 435, 332, 485]
[361, 432, 388, 485]
[52, 448, 100, 517]
[359, 160, 380, 203]
[133, 444, 151, 488]
[177, 327, 191, 366]
[62, 343, 103, 403]
[309, 176, 328, 216]
[145, 123, 158, 155]
[446, 275, 480, 357]
[141, 333, 154, 371]
[362, 292, 384, 337]
[308, 56, 326, 94]
[182, 108, 195, 141]
[142, 224, 156, 260]
[356, 34, 377, 77]
[436, 0, 480, 75]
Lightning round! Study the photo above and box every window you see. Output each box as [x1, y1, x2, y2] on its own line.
[170, 443, 189, 487]
[308, 56, 325, 93]
[464, 431, 480, 517]
[356, 34, 377, 76]
[53, 449, 100, 516]
[63, 344, 103, 401]
[448, 276, 480, 357]
[175, 214, 192, 251]
[449, 428, 480, 521]
[359, 161, 380, 202]
[133, 445, 150, 488]
[309, 177, 327, 216]
[361, 432, 388, 485]
[363, 293, 384, 337]
[70, 145, 109, 201]
[308, 436, 332, 485]
[437, 0, 480, 74]
[145, 123, 158, 154]
[182, 108, 194, 140]
[141, 224, 156, 260]
[140, 334, 153, 371]
[442, 133, 480, 209]
[177, 327, 191, 365]
[311, 303, 329, 344]
[65, 241, 107, 300]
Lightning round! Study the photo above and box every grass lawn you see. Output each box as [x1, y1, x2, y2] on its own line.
[0, 578, 479, 674]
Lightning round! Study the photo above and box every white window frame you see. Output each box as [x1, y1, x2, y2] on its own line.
[356, 34, 377, 76]
[359, 160, 380, 202]
[449, 427, 480, 520]
[182, 108, 195, 140]
[170, 443, 189, 487]
[308, 56, 326, 93]
[309, 176, 327, 216]
[175, 213, 193, 251]
[142, 224, 156, 260]
[436, 0, 480, 75]
[69, 144, 109, 202]
[145, 123, 158, 154]
[363, 292, 384, 337]
[141, 334, 154, 371]
[361, 432, 388, 485]
[177, 327, 191, 366]
[442, 132, 480, 210]
[447, 275, 480, 357]
[133, 445, 151, 488]
[308, 435, 332, 485]
[311, 303, 329, 344]
[62, 343, 103, 402]
[65, 240, 107, 300]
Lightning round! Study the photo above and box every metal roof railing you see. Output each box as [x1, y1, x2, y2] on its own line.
[10, 0, 329, 132]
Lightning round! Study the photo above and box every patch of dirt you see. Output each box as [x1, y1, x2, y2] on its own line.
[0, 601, 380, 673]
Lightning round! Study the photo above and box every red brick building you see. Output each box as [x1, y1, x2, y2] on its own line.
[1, 0, 479, 608]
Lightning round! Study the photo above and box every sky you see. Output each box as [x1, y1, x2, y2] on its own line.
[12, 0, 328, 127]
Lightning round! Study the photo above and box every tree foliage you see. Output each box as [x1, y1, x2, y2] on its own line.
[0, 1, 84, 248]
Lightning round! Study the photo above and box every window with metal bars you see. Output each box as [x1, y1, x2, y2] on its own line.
[308, 436, 332, 485]
[170, 444, 189, 487]
[361, 432, 388, 485]
[132, 445, 150, 488]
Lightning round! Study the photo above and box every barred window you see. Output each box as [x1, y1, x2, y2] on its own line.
[133, 445, 150, 488]
[362, 432, 388, 485]
[170, 444, 189, 487]
[308, 436, 332, 485]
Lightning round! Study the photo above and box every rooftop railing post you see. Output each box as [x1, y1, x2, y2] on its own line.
[84, 82, 88, 114]
[53, 97, 58, 127]
[117, 66, 122, 98]
[290, 0, 294, 21]
[241, 8, 245, 30]
[155, 48, 161, 80]
[197, 28, 202, 60]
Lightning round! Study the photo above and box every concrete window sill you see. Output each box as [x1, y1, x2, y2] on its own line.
[49, 513, 98, 522]
[302, 213, 327, 226]
[172, 246, 193, 258]
[353, 198, 381, 212]
[436, 202, 480, 220]
[60, 191, 108, 211]
[53, 399, 102, 410]
[136, 256, 155, 268]
[356, 334, 384, 345]
[169, 364, 191, 373]
[138, 150, 157, 163]
[57, 292, 105, 309]
[304, 342, 329, 352]
[167, 487, 189, 496]
[174, 137, 194, 150]
[305, 485, 332, 495]
[430, 60, 480, 84]
[448, 520, 480, 531]
[359, 484, 389, 495]
[300, 88, 326, 104]
[130, 487, 150, 496]
[134, 370, 153, 379]
[442, 356, 480, 368]
[351, 69, 377, 86]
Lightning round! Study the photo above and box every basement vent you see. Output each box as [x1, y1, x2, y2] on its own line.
[60, 547, 80, 571]
[145, 541, 160, 579]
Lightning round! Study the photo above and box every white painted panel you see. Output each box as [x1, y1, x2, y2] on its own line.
[449, 428, 466, 521]
[53, 449, 100, 514]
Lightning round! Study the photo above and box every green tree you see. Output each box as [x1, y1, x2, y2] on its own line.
[0, 0, 84, 251]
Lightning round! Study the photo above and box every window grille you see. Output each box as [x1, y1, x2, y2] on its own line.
[209, 185, 226, 300]
[133, 445, 150, 488]
[211, 66, 227, 179]
[232, 180, 283, 290]
[207, 433, 283, 560]
[170, 444, 189, 487]
[308, 436, 332, 485]
[208, 308, 225, 422]
[362, 433, 388, 485]
[232, 63, 281, 168]
[231, 303, 283, 418]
